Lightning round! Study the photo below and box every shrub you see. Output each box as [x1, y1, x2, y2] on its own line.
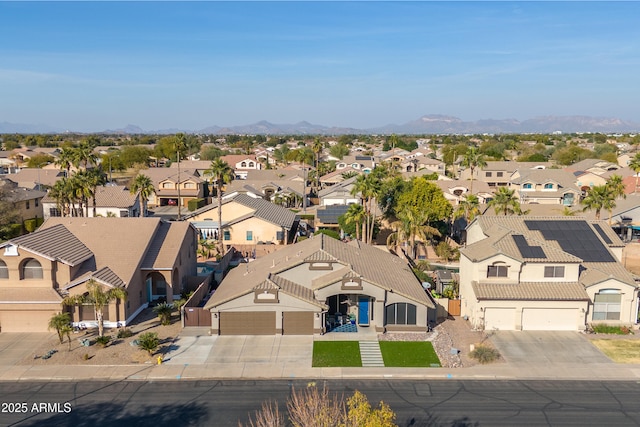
[469, 345, 501, 364]
[83, 353, 90, 361]
[117, 328, 133, 339]
[590, 324, 634, 335]
[95, 335, 111, 347]
[137, 332, 159, 354]
[153, 302, 174, 326]
[314, 229, 340, 240]
[187, 198, 206, 212]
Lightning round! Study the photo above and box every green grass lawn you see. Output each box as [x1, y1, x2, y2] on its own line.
[379, 341, 441, 367]
[312, 341, 362, 367]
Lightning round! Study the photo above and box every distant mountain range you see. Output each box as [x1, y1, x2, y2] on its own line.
[1, 115, 639, 135]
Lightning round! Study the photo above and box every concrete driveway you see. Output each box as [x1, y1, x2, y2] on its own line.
[0, 333, 53, 366]
[490, 331, 612, 365]
[165, 335, 313, 366]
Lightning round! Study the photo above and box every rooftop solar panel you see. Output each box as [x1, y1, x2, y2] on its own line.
[524, 220, 615, 262]
[592, 223, 613, 244]
[512, 234, 546, 259]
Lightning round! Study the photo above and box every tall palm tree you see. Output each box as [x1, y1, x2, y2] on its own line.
[581, 184, 614, 221]
[454, 194, 480, 224]
[605, 174, 627, 224]
[629, 153, 640, 194]
[73, 142, 98, 171]
[312, 138, 324, 196]
[342, 203, 365, 241]
[206, 159, 234, 254]
[287, 147, 315, 211]
[130, 174, 156, 217]
[63, 279, 127, 337]
[86, 168, 106, 217]
[398, 206, 441, 260]
[489, 187, 521, 216]
[73, 170, 95, 217]
[461, 147, 487, 194]
[55, 148, 76, 177]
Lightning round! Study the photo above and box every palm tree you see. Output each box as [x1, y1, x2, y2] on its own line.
[454, 194, 480, 224]
[396, 206, 441, 260]
[581, 184, 614, 221]
[288, 147, 315, 211]
[153, 302, 174, 326]
[55, 148, 76, 177]
[312, 138, 324, 195]
[461, 147, 487, 194]
[206, 159, 234, 255]
[86, 168, 106, 217]
[73, 170, 94, 217]
[73, 142, 98, 171]
[130, 174, 156, 217]
[48, 312, 71, 344]
[489, 187, 521, 216]
[342, 203, 365, 241]
[629, 153, 640, 194]
[62, 279, 127, 337]
[605, 174, 627, 224]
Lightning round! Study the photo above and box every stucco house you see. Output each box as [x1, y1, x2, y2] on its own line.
[42, 185, 141, 219]
[184, 193, 299, 246]
[459, 216, 638, 331]
[509, 169, 581, 206]
[204, 234, 435, 335]
[140, 168, 206, 209]
[0, 178, 46, 223]
[0, 217, 198, 332]
[318, 176, 359, 206]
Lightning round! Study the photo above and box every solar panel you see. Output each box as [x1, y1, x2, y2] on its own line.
[592, 223, 613, 244]
[316, 205, 350, 224]
[512, 234, 546, 259]
[524, 220, 615, 262]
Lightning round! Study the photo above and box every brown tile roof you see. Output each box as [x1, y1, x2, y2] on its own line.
[472, 281, 589, 301]
[8, 224, 94, 266]
[269, 274, 326, 308]
[42, 185, 138, 208]
[206, 234, 434, 310]
[0, 287, 63, 303]
[141, 221, 193, 270]
[39, 217, 164, 286]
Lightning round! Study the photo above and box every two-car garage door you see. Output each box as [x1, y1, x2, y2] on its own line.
[484, 308, 578, 331]
[218, 311, 314, 335]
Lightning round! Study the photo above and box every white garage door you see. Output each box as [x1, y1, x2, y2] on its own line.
[522, 308, 577, 331]
[484, 308, 516, 331]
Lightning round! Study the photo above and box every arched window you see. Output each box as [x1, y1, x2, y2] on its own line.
[544, 183, 554, 189]
[249, 162, 254, 168]
[22, 258, 43, 279]
[0, 260, 8, 279]
[241, 162, 247, 167]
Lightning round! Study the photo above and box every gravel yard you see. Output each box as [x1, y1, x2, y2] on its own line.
[19, 308, 182, 366]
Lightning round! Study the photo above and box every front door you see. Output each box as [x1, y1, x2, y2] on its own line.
[358, 297, 369, 326]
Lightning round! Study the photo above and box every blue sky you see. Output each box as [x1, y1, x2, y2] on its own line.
[1, 1, 639, 132]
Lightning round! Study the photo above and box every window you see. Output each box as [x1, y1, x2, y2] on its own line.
[162, 182, 173, 189]
[25, 200, 30, 209]
[246, 231, 253, 241]
[22, 258, 43, 279]
[223, 230, 230, 240]
[496, 172, 503, 177]
[241, 162, 247, 167]
[593, 291, 621, 320]
[385, 303, 417, 325]
[0, 260, 8, 279]
[49, 208, 61, 217]
[249, 162, 254, 167]
[35, 199, 39, 207]
[487, 265, 508, 278]
[485, 172, 492, 177]
[544, 183, 554, 190]
[523, 183, 533, 190]
[544, 266, 565, 278]
[119, 210, 129, 217]
[184, 182, 195, 189]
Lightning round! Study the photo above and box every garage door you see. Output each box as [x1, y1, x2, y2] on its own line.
[283, 312, 314, 335]
[0, 310, 57, 332]
[219, 312, 276, 335]
[522, 308, 578, 331]
[484, 308, 516, 331]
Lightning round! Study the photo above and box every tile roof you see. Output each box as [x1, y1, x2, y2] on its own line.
[42, 185, 138, 208]
[0, 287, 63, 303]
[472, 281, 589, 301]
[141, 221, 193, 269]
[8, 224, 93, 266]
[206, 234, 434, 310]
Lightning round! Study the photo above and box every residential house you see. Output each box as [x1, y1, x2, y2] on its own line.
[204, 234, 435, 335]
[459, 161, 552, 188]
[42, 185, 140, 219]
[184, 193, 299, 247]
[509, 169, 581, 206]
[139, 168, 206, 208]
[459, 216, 638, 331]
[0, 178, 46, 223]
[317, 176, 359, 206]
[335, 155, 375, 173]
[3, 168, 64, 190]
[0, 217, 198, 332]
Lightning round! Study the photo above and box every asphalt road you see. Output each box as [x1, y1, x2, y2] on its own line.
[1, 379, 640, 426]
